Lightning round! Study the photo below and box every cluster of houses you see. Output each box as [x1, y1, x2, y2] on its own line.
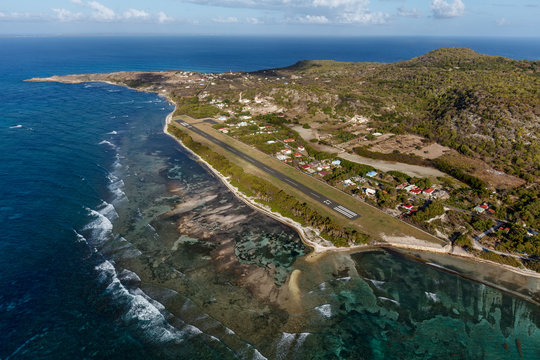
[396, 183, 448, 199]
[218, 122, 278, 135]
[473, 203, 496, 215]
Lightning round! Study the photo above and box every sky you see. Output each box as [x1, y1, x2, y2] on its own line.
[0, 0, 539, 37]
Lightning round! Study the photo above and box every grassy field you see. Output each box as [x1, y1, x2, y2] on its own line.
[172, 115, 444, 245]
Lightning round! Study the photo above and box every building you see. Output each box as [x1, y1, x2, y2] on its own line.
[281, 149, 292, 155]
[276, 154, 289, 161]
[331, 160, 341, 166]
[366, 171, 378, 178]
[404, 184, 416, 192]
[423, 188, 435, 195]
[294, 152, 302, 158]
[297, 146, 305, 151]
[266, 140, 276, 144]
[218, 128, 229, 134]
[364, 188, 376, 196]
[284, 138, 295, 143]
[473, 206, 486, 214]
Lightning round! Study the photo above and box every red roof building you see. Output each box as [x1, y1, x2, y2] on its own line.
[423, 188, 435, 194]
[301, 164, 311, 169]
[284, 138, 295, 142]
[294, 152, 302, 157]
[410, 189, 422, 194]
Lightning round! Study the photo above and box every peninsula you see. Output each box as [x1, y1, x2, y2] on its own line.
[28, 48, 540, 275]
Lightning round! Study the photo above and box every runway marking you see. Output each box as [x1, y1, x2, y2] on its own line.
[335, 205, 357, 218]
[310, 192, 321, 198]
[333, 206, 356, 219]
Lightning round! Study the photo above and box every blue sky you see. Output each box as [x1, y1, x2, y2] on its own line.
[0, 0, 538, 36]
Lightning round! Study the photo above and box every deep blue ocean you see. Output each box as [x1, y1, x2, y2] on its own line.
[1, 36, 539, 359]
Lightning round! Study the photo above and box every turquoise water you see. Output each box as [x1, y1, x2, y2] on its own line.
[1, 36, 539, 359]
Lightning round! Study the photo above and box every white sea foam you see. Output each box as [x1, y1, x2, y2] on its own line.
[318, 282, 327, 291]
[98, 201, 119, 221]
[99, 140, 117, 149]
[294, 333, 310, 350]
[107, 130, 118, 135]
[73, 230, 89, 245]
[365, 278, 386, 290]
[94, 259, 204, 345]
[336, 276, 351, 282]
[315, 304, 332, 319]
[276, 332, 296, 360]
[378, 297, 400, 306]
[108, 175, 127, 203]
[425, 292, 439, 302]
[9, 124, 22, 129]
[84, 208, 113, 244]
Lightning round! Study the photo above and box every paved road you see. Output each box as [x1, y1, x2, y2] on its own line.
[176, 120, 360, 220]
[473, 221, 536, 261]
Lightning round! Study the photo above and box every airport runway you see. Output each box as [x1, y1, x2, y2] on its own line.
[176, 120, 359, 220]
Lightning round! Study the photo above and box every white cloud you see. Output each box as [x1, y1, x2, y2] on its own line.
[430, 0, 465, 19]
[69, 0, 83, 4]
[340, 10, 389, 24]
[123, 9, 150, 20]
[312, 0, 368, 8]
[212, 16, 239, 23]
[157, 11, 174, 23]
[496, 17, 509, 26]
[0, 12, 5, 18]
[246, 17, 262, 24]
[397, 6, 421, 18]
[53, 8, 84, 22]
[87, 1, 116, 21]
[298, 15, 329, 24]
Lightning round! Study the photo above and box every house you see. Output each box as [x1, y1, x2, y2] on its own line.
[284, 138, 295, 143]
[364, 188, 376, 196]
[401, 204, 414, 210]
[237, 122, 248, 127]
[294, 152, 302, 158]
[267, 140, 276, 144]
[331, 160, 341, 166]
[319, 171, 330, 177]
[276, 154, 289, 161]
[473, 206, 486, 214]
[301, 164, 311, 170]
[297, 146, 305, 151]
[218, 116, 228, 121]
[344, 179, 355, 186]
[396, 184, 408, 190]
[218, 128, 229, 134]
[410, 188, 422, 195]
[281, 149, 292, 155]
[423, 188, 435, 195]
[404, 184, 417, 192]
[351, 115, 368, 124]
[366, 171, 378, 178]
